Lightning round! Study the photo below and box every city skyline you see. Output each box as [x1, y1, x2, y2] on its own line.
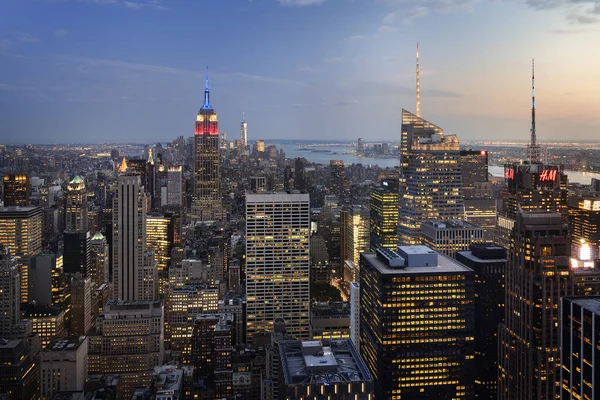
[1, 0, 600, 143]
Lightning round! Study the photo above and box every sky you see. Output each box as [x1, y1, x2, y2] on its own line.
[1, 0, 600, 144]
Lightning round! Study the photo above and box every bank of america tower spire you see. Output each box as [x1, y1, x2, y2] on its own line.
[192, 67, 223, 223]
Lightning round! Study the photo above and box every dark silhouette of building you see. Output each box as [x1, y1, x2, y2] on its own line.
[63, 231, 91, 277]
[3, 174, 29, 207]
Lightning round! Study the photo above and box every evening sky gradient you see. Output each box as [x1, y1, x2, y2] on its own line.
[1, 0, 599, 143]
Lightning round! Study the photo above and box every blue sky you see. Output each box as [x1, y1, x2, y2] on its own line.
[1, 0, 599, 144]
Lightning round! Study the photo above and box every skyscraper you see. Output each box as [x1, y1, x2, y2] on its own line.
[460, 149, 489, 199]
[146, 213, 174, 293]
[89, 232, 109, 287]
[0, 206, 42, 303]
[65, 176, 88, 232]
[568, 196, 600, 258]
[0, 244, 22, 337]
[340, 205, 370, 266]
[112, 174, 156, 301]
[498, 210, 571, 400]
[360, 247, 475, 399]
[166, 166, 183, 207]
[192, 69, 222, 223]
[63, 231, 91, 276]
[398, 110, 463, 245]
[369, 179, 399, 250]
[329, 160, 346, 200]
[420, 219, 484, 258]
[245, 191, 310, 343]
[240, 116, 248, 148]
[3, 173, 29, 207]
[560, 296, 600, 400]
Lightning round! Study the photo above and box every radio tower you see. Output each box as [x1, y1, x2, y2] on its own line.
[416, 42, 421, 117]
[527, 59, 541, 163]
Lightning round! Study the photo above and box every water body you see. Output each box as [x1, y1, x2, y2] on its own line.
[274, 142, 600, 186]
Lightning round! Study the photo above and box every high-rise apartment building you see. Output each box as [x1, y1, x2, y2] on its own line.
[0, 206, 43, 303]
[560, 296, 600, 400]
[340, 205, 370, 267]
[245, 191, 310, 343]
[64, 176, 88, 232]
[421, 219, 484, 258]
[369, 179, 399, 250]
[498, 210, 571, 400]
[192, 71, 222, 223]
[89, 232, 109, 287]
[568, 196, 600, 258]
[3, 173, 29, 206]
[87, 300, 164, 400]
[398, 110, 463, 245]
[112, 175, 156, 301]
[456, 243, 507, 399]
[360, 246, 475, 399]
[40, 336, 88, 400]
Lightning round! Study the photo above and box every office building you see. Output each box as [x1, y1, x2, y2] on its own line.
[498, 211, 571, 400]
[241, 117, 248, 148]
[25, 305, 66, 348]
[87, 300, 164, 400]
[310, 235, 331, 284]
[190, 313, 234, 399]
[0, 206, 43, 303]
[40, 337, 88, 400]
[164, 284, 219, 363]
[167, 166, 183, 207]
[341, 205, 370, 267]
[245, 191, 310, 343]
[330, 160, 346, 200]
[568, 196, 600, 259]
[3, 173, 29, 206]
[460, 149, 489, 199]
[398, 110, 463, 245]
[278, 339, 374, 400]
[146, 213, 174, 286]
[64, 176, 88, 232]
[369, 179, 399, 250]
[560, 296, 600, 400]
[310, 302, 350, 341]
[30, 253, 68, 308]
[69, 274, 92, 336]
[463, 198, 496, 241]
[0, 245, 21, 337]
[360, 246, 475, 399]
[89, 232, 109, 287]
[421, 219, 484, 258]
[192, 70, 222, 223]
[112, 175, 157, 301]
[63, 231, 91, 276]
[0, 338, 39, 400]
[456, 243, 507, 398]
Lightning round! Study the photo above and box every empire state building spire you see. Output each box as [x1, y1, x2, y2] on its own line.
[202, 66, 212, 110]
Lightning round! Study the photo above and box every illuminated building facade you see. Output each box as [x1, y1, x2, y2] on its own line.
[278, 339, 374, 400]
[40, 336, 88, 400]
[360, 247, 475, 399]
[245, 192, 310, 343]
[112, 175, 157, 301]
[87, 300, 164, 400]
[0, 206, 42, 303]
[420, 219, 484, 258]
[398, 110, 463, 245]
[146, 214, 173, 282]
[25, 306, 66, 348]
[460, 149, 489, 198]
[164, 284, 219, 363]
[463, 198, 496, 241]
[369, 179, 399, 250]
[498, 211, 571, 400]
[560, 296, 600, 400]
[340, 205, 370, 267]
[241, 118, 248, 148]
[190, 313, 234, 399]
[166, 166, 183, 207]
[192, 71, 222, 223]
[89, 232, 109, 287]
[568, 196, 600, 259]
[329, 160, 346, 200]
[3, 173, 29, 206]
[309, 302, 350, 341]
[456, 243, 507, 398]
[65, 176, 88, 232]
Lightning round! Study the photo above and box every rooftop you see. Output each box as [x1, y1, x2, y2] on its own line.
[565, 296, 600, 316]
[422, 219, 482, 230]
[279, 339, 373, 386]
[43, 336, 86, 352]
[363, 246, 473, 275]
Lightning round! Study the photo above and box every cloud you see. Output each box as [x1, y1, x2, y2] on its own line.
[295, 65, 317, 73]
[277, 0, 326, 5]
[380, 0, 477, 26]
[234, 72, 309, 87]
[348, 35, 366, 41]
[17, 33, 40, 43]
[324, 56, 344, 64]
[378, 25, 398, 32]
[49, 0, 167, 10]
[53, 29, 68, 38]
[524, 0, 600, 24]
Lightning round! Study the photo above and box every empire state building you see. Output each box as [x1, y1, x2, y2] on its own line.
[192, 69, 223, 223]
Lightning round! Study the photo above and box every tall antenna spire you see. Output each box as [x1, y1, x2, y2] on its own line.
[203, 65, 211, 109]
[527, 58, 541, 163]
[416, 42, 421, 117]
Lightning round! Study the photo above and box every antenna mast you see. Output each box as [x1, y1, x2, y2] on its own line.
[416, 42, 421, 117]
